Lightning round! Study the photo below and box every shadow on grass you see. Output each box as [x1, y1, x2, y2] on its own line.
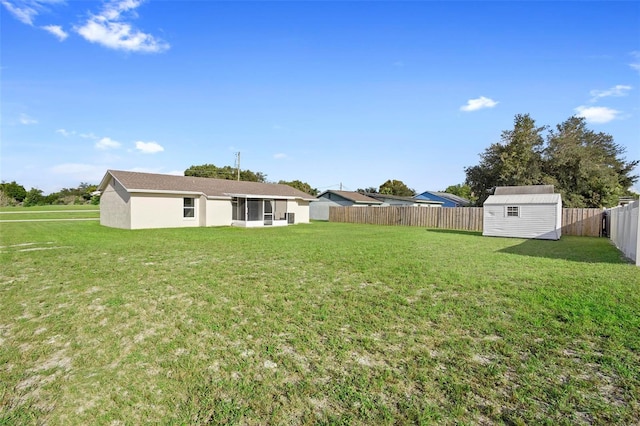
[497, 236, 628, 264]
[425, 228, 483, 237]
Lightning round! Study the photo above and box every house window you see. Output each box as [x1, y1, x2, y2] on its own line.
[184, 198, 195, 218]
[506, 206, 519, 217]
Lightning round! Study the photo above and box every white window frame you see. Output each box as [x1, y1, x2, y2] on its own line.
[506, 206, 519, 217]
[183, 197, 196, 219]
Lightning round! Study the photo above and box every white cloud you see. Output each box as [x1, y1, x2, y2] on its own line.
[79, 132, 98, 139]
[460, 96, 498, 112]
[135, 140, 164, 154]
[19, 113, 37, 124]
[166, 170, 184, 176]
[273, 153, 287, 159]
[42, 24, 68, 40]
[95, 137, 121, 150]
[75, 0, 169, 53]
[56, 128, 74, 136]
[574, 105, 620, 123]
[589, 85, 632, 102]
[1, 0, 64, 25]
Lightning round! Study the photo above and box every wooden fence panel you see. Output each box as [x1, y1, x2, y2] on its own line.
[561, 208, 604, 237]
[329, 206, 603, 236]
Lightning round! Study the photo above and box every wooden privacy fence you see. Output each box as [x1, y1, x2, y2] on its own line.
[329, 206, 604, 237]
[561, 208, 605, 237]
[330, 206, 484, 231]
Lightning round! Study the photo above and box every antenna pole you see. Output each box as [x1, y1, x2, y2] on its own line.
[235, 152, 241, 181]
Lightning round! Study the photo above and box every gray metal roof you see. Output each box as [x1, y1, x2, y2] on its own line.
[493, 185, 555, 195]
[484, 193, 561, 205]
[99, 170, 317, 200]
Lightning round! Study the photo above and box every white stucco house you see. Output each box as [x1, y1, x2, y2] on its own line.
[98, 170, 315, 230]
[483, 185, 562, 240]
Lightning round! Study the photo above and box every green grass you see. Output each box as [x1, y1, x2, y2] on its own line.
[1, 221, 638, 425]
[0, 205, 98, 212]
[0, 205, 99, 221]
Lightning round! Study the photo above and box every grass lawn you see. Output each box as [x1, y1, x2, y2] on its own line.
[0, 205, 100, 222]
[0, 205, 99, 212]
[0, 221, 638, 424]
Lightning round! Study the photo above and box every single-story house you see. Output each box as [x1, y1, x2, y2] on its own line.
[98, 170, 316, 230]
[310, 190, 382, 220]
[414, 191, 470, 207]
[362, 193, 443, 207]
[482, 185, 562, 240]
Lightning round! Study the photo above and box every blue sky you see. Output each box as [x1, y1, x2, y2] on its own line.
[2, 0, 639, 194]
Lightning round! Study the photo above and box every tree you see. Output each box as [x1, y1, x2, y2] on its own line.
[0, 181, 27, 202]
[378, 179, 415, 196]
[184, 164, 267, 182]
[465, 114, 547, 205]
[497, 114, 546, 186]
[444, 184, 475, 203]
[278, 180, 318, 196]
[23, 188, 45, 207]
[465, 114, 638, 208]
[357, 187, 379, 194]
[544, 116, 639, 207]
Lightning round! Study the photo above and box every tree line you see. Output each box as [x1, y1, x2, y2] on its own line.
[184, 164, 319, 196]
[0, 182, 100, 207]
[465, 114, 638, 207]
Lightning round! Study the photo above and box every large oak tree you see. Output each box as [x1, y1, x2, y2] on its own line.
[465, 114, 638, 208]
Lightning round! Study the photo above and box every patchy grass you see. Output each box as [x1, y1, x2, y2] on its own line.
[0, 221, 638, 424]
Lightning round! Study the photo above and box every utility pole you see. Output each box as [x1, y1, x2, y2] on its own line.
[235, 152, 240, 181]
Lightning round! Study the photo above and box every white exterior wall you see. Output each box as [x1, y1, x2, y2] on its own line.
[609, 200, 639, 265]
[206, 198, 233, 227]
[100, 178, 132, 229]
[483, 203, 561, 240]
[129, 193, 201, 230]
[287, 199, 310, 224]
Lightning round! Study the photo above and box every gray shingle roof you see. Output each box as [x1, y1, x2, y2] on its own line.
[317, 190, 383, 204]
[99, 170, 316, 200]
[363, 193, 443, 204]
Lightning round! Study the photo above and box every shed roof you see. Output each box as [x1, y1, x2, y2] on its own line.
[484, 193, 561, 205]
[493, 185, 555, 195]
[316, 190, 383, 204]
[98, 170, 316, 200]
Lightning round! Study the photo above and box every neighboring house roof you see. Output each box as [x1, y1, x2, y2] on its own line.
[416, 191, 470, 207]
[363, 193, 443, 205]
[316, 190, 383, 204]
[98, 170, 316, 200]
[493, 185, 555, 195]
[484, 193, 561, 205]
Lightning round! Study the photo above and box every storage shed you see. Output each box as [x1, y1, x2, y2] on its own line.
[483, 185, 562, 240]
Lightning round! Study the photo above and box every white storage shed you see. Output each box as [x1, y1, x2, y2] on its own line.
[483, 185, 562, 240]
